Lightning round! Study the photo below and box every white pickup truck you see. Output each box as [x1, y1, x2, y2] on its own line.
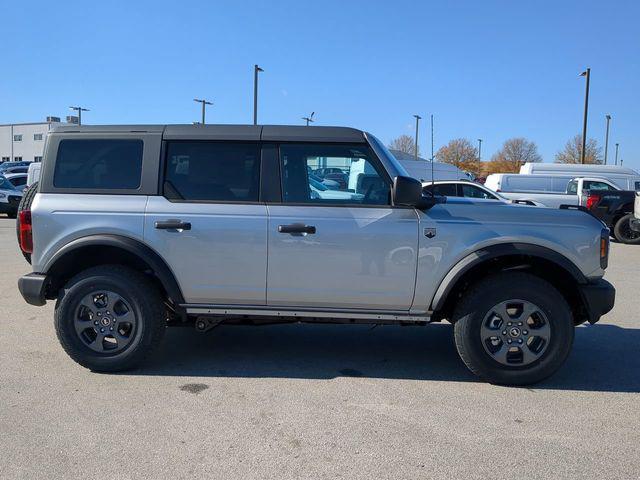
[492, 177, 620, 208]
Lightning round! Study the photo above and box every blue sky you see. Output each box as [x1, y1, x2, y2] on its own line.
[1, 0, 638, 168]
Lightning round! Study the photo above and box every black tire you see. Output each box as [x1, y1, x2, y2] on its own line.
[16, 181, 38, 263]
[613, 214, 640, 245]
[54, 265, 166, 372]
[453, 272, 574, 386]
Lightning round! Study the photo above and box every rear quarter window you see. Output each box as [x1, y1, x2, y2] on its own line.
[53, 139, 143, 189]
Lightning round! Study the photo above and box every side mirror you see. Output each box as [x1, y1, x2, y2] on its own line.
[392, 176, 423, 207]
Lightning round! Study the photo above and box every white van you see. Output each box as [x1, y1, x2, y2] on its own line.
[519, 162, 640, 191]
[484, 174, 574, 194]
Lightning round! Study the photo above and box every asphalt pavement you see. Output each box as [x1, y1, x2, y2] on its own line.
[1, 216, 638, 480]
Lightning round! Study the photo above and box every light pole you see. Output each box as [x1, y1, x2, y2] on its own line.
[430, 114, 434, 162]
[615, 143, 619, 166]
[69, 106, 89, 125]
[253, 64, 264, 125]
[193, 98, 213, 124]
[477, 138, 483, 162]
[603, 114, 611, 164]
[579, 68, 591, 164]
[413, 114, 422, 161]
[302, 112, 315, 126]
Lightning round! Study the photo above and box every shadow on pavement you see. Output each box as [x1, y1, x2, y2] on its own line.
[130, 322, 640, 393]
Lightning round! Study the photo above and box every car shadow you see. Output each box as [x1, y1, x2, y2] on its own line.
[129, 322, 640, 393]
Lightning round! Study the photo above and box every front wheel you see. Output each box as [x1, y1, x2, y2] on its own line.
[453, 272, 574, 385]
[613, 214, 640, 245]
[55, 265, 166, 372]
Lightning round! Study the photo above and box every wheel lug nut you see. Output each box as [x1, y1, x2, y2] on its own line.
[94, 321, 98, 325]
[110, 327, 113, 331]
[518, 322, 523, 326]
[523, 330, 528, 335]
[97, 312, 102, 316]
[507, 339, 512, 344]
[502, 330, 507, 335]
[100, 328, 105, 333]
[518, 339, 523, 344]
[507, 322, 512, 326]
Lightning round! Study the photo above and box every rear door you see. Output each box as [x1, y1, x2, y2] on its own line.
[144, 140, 268, 305]
[266, 142, 419, 310]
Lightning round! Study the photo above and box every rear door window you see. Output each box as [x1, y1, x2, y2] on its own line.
[423, 183, 457, 197]
[54, 139, 143, 189]
[164, 142, 260, 202]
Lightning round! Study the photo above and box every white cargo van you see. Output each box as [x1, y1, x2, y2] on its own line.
[519, 162, 640, 191]
[484, 174, 574, 194]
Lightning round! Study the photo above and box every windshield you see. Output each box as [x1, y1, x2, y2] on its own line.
[365, 133, 410, 178]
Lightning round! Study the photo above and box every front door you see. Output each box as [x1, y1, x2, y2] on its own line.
[267, 142, 419, 311]
[145, 140, 267, 305]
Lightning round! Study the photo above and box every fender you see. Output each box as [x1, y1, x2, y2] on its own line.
[43, 234, 185, 304]
[430, 243, 587, 311]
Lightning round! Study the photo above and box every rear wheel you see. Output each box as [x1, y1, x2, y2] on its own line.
[613, 214, 640, 245]
[55, 265, 166, 372]
[16, 181, 38, 263]
[453, 272, 574, 385]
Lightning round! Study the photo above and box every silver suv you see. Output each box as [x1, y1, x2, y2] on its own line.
[17, 125, 615, 385]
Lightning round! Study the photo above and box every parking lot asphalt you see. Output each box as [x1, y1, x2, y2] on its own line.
[0, 216, 638, 480]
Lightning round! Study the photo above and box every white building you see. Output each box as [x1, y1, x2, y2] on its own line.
[0, 117, 71, 162]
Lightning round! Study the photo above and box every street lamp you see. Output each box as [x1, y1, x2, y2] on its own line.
[603, 115, 612, 165]
[579, 68, 591, 164]
[193, 98, 213, 125]
[302, 112, 315, 126]
[615, 143, 619, 166]
[69, 106, 89, 125]
[477, 138, 483, 162]
[413, 114, 422, 161]
[253, 64, 264, 125]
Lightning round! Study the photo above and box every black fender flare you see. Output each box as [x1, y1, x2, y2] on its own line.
[43, 234, 185, 304]
[430, 243, 587, 311]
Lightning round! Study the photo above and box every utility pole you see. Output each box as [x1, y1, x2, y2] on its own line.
[413, 114, 422, 161]
[477, 138, 483, 162]
[253, 64, 264, 125]
[579, 68, 591, 164]
[302, 112, 315, 126]
[615, 143, 619, 166]
[603, 114, 611, 164]
[193, 98, 213, 124]
[69, 106, 89, 125]
[430, 114, 434, 162]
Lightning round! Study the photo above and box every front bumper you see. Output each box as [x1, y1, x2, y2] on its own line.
[577, 278, 615, 324]
[18, 273, 48, 306]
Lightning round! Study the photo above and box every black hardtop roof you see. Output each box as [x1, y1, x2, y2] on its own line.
[50, 124, 367, 143]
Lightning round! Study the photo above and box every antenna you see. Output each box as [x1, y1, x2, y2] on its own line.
[302, 112, 315, 126]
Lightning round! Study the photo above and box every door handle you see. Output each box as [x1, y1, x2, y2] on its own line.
[278, 224, 316, 235]
[154, 219, 191, 230]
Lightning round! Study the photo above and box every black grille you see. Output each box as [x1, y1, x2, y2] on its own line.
[8, 196, 21, 207]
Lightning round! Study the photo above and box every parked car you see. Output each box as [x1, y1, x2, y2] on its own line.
[422, 180, 542, 206]
[631, 192, 640, 233]
[0, 175, 24, 218]
[26, 161, 42, 187]
[520, 162, 640, 191]
[486, 175, 620, 208]
[582, 189, 638, 244]
[0, 161, 32, 175]
[4, 172, 28, 192]
[18, 124, 614, 386]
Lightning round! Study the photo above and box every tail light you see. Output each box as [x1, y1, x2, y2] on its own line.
[600, 229, 610, 269]
[18, 210, 33, 254]
[585, 193, 602, 210]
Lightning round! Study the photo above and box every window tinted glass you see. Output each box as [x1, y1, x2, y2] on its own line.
[584, 181, 614, 191]
[280, 143, 390, 205]
[461, 184, 495, 199]
[54, 139, 143, 189]
[424, 183, 457, 196]
[9, 176, 27, 187]
[164, 142, 260, 202]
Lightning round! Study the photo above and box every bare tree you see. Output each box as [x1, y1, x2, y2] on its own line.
[389, 135, 418, 156]
[555, 135, 603, 164]
[435, 138, 480, 175]
[491, 137, 542, 171]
